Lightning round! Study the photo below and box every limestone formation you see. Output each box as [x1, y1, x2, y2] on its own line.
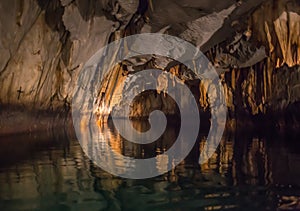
[0, 0, 300, 133]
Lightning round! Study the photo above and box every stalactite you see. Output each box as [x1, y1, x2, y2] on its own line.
[1, 0, 300, 134]
[251, 0, 300, 68]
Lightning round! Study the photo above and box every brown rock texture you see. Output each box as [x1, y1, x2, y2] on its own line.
[0, 0, 300, 134]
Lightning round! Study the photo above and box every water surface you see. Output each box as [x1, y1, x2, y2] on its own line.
[0, 123, 300, 211]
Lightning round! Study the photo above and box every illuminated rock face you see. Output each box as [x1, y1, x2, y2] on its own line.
[251, 0, 300, 68]
[0, 0, 300, 130]
[0, 0, 116, 111]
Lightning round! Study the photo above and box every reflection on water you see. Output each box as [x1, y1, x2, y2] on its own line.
[0, 124, 300, 210]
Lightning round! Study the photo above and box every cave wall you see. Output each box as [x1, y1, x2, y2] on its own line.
[0, 0, 117, 111]
[0, 0, 300, 130]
